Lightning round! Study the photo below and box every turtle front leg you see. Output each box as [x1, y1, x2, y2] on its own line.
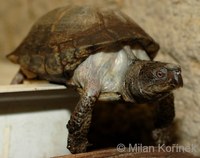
[67, 93, 97, 154]
[152, 93, 175, 145]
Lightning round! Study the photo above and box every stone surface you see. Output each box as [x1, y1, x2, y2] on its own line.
[0, 0, 200, 156]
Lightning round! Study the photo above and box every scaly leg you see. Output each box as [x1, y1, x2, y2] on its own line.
[67, 94, 97, 153]
[152, 93, 175, 145]
[11, 68, 37, 84]
[11, 69, 26, 84]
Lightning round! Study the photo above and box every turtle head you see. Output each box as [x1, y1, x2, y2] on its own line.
[138, 61, 183, 94]
[122, 60, 183, 103]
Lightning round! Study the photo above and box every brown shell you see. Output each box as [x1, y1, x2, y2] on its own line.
[7, 6, 159, 78]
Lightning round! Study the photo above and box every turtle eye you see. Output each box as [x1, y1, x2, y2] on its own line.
[156, 68, 167, 78]
[156, 71, 164, 78]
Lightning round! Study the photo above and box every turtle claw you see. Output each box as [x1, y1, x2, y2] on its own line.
[67, 133, 89, 154]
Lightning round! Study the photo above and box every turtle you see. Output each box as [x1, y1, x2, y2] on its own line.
[7, 6, 183, 154]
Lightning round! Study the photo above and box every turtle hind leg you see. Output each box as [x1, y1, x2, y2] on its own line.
[11, 69, 26, 84]
[11, 68, 37, 85]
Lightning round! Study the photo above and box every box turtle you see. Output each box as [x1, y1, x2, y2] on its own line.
[7, 6, 183, 153]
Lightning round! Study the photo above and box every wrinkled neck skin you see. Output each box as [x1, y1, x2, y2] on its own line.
[121, 61, 169, 104]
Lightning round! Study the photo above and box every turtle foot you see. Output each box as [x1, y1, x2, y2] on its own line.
[67, 132, 89, 154]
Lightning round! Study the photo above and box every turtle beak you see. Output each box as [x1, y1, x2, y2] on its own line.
[173, 68, 183, 88]
[165, 64, 183, 88]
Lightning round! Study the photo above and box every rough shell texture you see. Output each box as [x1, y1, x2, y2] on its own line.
[7, 6, 159, 76]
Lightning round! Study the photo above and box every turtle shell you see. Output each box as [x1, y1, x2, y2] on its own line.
[7, 6, 159, 79]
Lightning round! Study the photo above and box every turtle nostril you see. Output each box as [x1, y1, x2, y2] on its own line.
[175, 69, 181, 76]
